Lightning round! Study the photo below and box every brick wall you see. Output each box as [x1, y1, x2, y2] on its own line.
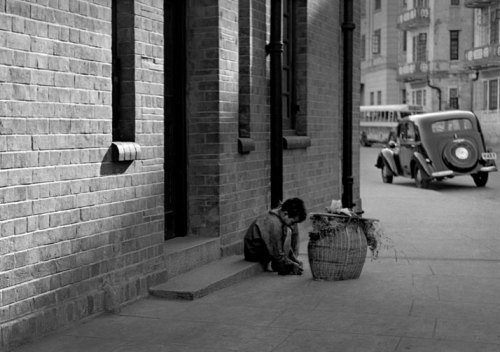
[0, 1, 166, 348]
[219, 0, 362, 254]
[0, 0, 361, 348]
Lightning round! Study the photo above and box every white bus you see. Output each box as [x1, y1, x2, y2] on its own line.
[359, 104, 424, 146]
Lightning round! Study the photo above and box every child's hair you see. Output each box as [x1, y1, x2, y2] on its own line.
[281, 198, 307, 222]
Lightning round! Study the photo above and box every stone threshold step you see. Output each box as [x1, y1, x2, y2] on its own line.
[149, 255, 262, 300]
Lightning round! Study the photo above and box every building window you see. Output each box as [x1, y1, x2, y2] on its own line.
[401, 89, 407, 104]
[238, 0, 251, 142]
[451, 0, 459, 5]
[377, 91, 382, 104]
[282, 0, 298, 130]
[483, 81, 488, 110]
[450, 30, 459, 60]
[402, 31, 407, 52]
[417, 33, 427, 61]
[112, 0, 136, 143]
[449, 88, 459, 109]
[413, 33, 427, 61]
[370, 92, 375, 105]
[416, 90, 422, 105]
[415, 0, 428, 8]
[375, 0, 381, 10]
[361, 35, 366, 60]
[489, 79, 498, 110]
[478, 8, 489, 45]
[372, 29, 381, 55]
[491, 9, 500, 44]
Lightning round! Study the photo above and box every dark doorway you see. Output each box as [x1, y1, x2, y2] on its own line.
[164, 0, 187, 239]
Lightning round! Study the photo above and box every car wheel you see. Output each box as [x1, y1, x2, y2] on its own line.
[442, 139, 478, 172]
[472, 172, 488, 187]
[414, 165, 430, 189]
[381, 163, 393, 184]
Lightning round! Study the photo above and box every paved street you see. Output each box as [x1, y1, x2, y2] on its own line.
[10, 147, 500, 352]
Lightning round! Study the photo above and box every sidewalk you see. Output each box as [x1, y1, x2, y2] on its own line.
[10, 243, 500, 352]
[10, 148, 500, 352]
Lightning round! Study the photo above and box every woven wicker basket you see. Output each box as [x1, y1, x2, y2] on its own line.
[308, 213, 368, 281]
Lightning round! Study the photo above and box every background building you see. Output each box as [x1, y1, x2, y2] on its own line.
[464, 0, 500, 151]
[361, 0, 499, 151]
[397, 0, 474, 112]
[0, 0, 361, 349]
[360, 0, 403, 105]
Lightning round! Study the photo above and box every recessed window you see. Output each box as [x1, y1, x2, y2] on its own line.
[415, 0, 429, 7]
[413, 33, 427, 62]
[361, 35, 366, 60]
[281, 0, 310, 148]
[483, 81, 488, 110]
[451, 0, 459, 5]
[282, 0, 297, 130]
[375, 0, 381, 10]
[489, 79, 498, 110]
[449, 88, 459, 109]
[372, 29, 381, 55]
[112, 0, 135, 142]
[491, 9, 500, 44]
[450, 30, 459, 60]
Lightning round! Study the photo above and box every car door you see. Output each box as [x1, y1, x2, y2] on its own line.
[398, 122, 417, 177]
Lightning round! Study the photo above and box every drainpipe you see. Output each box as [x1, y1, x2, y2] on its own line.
[427, 78, 442, 111]
[341, 0, 355, 209]
[268, 0, 283, 208]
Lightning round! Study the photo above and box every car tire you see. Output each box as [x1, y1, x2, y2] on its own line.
[414, 165, 430, 189]
[442, 139, 478, 172]
[381, 163, 393, 184]
[472, 172, 488, 187]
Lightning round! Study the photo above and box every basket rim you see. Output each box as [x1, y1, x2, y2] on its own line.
[309, 212, 378, 222]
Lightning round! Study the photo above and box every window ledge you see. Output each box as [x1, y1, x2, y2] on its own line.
[238, 138, 255, 154]
[111, 142, 141, 162]
[283, 136, 311, 150]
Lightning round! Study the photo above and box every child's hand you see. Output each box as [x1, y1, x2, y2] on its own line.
[291, 263, 303, 275]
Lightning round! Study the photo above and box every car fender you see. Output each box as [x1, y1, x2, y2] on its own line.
[412, 152, 434, 177]
[380, 148, 399, 175]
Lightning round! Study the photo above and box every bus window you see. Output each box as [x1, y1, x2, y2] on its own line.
[388, 111, 394, 122]
[359, 104, 424, 145]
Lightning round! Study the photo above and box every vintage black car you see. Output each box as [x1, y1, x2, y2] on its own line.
[375, 110, 497, 188]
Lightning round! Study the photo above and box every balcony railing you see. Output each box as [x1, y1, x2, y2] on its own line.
[464, 0, 493, 8]
[465, 44, 500, 69]
[397, 61, 429, 82]
[397, 7, 430, 30]
[397, 60, 456, 82]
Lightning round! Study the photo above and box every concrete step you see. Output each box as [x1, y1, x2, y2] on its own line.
[149, 255, 262, 300]
[148, 236, 221, 285]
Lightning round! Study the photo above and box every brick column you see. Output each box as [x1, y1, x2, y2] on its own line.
[186, 0, 239, 237]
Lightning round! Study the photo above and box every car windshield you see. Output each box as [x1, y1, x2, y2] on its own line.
[431, 118, 473, 133]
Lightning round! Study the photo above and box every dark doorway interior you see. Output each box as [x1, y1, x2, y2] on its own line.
[164, 0, 187, 239]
